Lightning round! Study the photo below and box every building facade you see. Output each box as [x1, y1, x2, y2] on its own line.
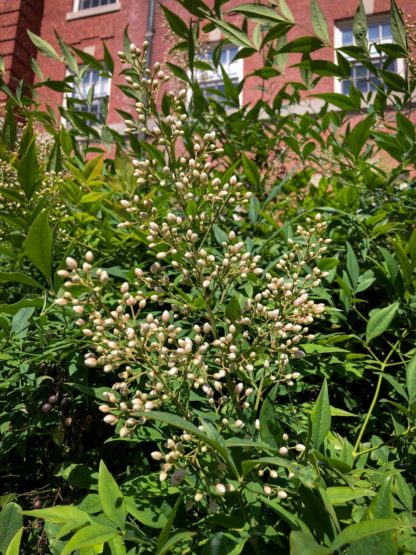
[0, 0, 415, 126]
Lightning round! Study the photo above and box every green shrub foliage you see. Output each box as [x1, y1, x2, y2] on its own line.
[0, 0, 415, 553]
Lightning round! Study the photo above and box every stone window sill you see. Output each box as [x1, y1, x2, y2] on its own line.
[66, 2, 121, 21]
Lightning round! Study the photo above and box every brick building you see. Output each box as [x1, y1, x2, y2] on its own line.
[0, 0, 415, 127]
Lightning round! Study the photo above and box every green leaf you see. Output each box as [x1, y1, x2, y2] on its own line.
[394, 474, 413, 512]
[406, 355, 416, 405]
[2, 102, 17, 150]
[290, 531, 331, 555]
[331, 519, 409, 551]
[158, 531, 195, 555]
[23, 209, 53, 286]
[310, 379, 331, 450]
[365, 302, 399, 343]
[156, 496, 182, 555]
[98, 460, 126, 530]
[23, 505, 91, 525]
[27, 30, 61, 61]
[259, 397, 281, 449]
[310, 0, 329, 44]
[348, 113, 375, 161]
[61, 523, 117, 555]
[229, 4, 290, 24]
[241, 153, 260, 187]
[390, 0, 408, 51]
[278, 0, 295, 23]
[225, 295, 242, 322]
[352, 0, 368, 51]
[346, 243, 359, 289]
[161, 5, 189, 39]
[5, 527, 23, 555]
[108, 534, 126, 555]
[17, 137, 40, 200]
[313, 93, 356, 111]
[326, 487, 374, 506]
[47, 135, 63, 173]
[135, 411, 239, 478]
[241, 456, 297, 477]
[0, 272, 43, 289]
[0, 503, 23, 553]
[206, 18, 253, 49]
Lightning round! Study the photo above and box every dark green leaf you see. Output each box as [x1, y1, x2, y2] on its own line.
[290, 531, 331, 555]
[17, 137, 40, 200]
[310, 379, 331, 450]
[390, 0, 408, 51]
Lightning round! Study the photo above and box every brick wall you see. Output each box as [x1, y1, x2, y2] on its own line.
[1, 0, 415, 120]
[35, 0, 150, 125]
[0, 0, 44, 100]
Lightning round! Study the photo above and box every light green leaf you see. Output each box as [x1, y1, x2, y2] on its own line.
[206, 18, 253, 49]
[406, 355, 416, 405]
[28, 30, 61, 61]
[290, 531, 331, 554]
[365, 302, 399, 343]
[278, 0, 295, 22]
[98, 461, 126, 530]
[229, 3, 290, 24]
[310, 0, 329, 43]
[23, 209, 53, 286]
[23, 505, 90, 525]
[158, 531, 195, 555]
[326, 487, 374, 506]
[61, 523, 117, 555]
[0, 503, 23, 553]
[310, 379, 331, 450]
[5, 527, 23, 555]
[331, 519, 409, 551]
[241, 153, 260, 187]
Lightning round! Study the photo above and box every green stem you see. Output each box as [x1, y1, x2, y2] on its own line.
[353, 341, 399, 456]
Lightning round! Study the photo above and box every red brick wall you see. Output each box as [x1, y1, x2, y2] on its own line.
[0, 0, 43, 100]
[1, 0, 415, 119]
[35, 0, 150, 125]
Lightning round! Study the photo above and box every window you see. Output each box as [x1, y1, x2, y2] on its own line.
[76, 0, 116, 9]
[195, 44, 243, 98]
[335, 17, 398, 95]
[67, 69, 110, 122]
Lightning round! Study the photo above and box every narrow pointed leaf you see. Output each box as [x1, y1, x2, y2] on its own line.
[310, 379, 331, 450]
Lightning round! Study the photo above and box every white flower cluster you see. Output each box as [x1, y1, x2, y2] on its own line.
[54, 41, 332, 502]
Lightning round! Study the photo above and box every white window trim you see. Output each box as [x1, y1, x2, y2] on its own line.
[67, 0, 121, 21]
[334, 14, 405, 94]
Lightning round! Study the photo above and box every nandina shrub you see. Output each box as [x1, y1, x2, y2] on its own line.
[0, 0, 416, 554]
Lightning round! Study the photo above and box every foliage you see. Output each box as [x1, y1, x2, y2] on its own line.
[0, 0, 415, 553]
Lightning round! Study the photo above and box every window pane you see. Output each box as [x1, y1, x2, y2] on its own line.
[341, 29, 353, 45]
[79, 0, 116, 9]
[341, 79, 351, 94]
[381, 23, 392, 39]
[368, 24, 379, 41]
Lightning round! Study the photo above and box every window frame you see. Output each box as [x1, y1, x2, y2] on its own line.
[334, 14, 405, 95]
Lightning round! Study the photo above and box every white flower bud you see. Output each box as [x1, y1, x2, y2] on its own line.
[295, 443, 306, 452]
[215, 483, 226, 495]
[66, 257, 77, 270]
